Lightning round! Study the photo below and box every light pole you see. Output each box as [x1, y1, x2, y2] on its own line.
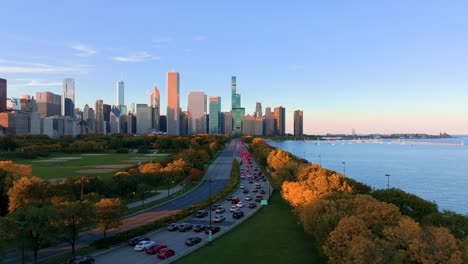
[385, 174, 391, 189]
[318, 155, 322, 167]
[342, 161, 346, 176]
[266, 168, 271, 201]
[208, 177, 214, 242]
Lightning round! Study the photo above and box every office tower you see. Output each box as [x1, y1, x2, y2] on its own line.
[166, 71, 180, 135]
[150, 85, 160, 131]
[255, 102, 262, 118]
[274, 106, 286, 136]
[294, 110, 303, 137]
[188, 91, 207, 134]
[94, 99, 104, 134]
[159, 115, 167, 133]
[116, 81, 124, 106]
[62, 78, 75, 117]
[264, 107, 275, 136]
[231, 76, 245, 134]
[180, 110, 189, 135]
[129, 102, 136, 114]
[103, 104, 111, 134]
[8, 97, 21, 110]
[136, 104, 152, 135]
[83, 104, 90, 120]
[209, 96, 221, 134]
[242, 115, 263, 136]
[110, 105, 121, 134]
[0, 78, 6, 112]
[127, 113, 136, 134]
[223, 111, 232, 135]
[36, 91, 61, 118]
[0, 112, 29, 135]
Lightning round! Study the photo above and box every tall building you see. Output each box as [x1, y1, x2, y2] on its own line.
[0, 78, 6, 112]
[274, 106, 286, 136]
[242, 115, 263, 136]
[103, 104, 111, 134]
[116, 81, 124, 106]
[180, 110, 189, 135]
[188, 91, 207, 134]
[222, 111, 232, 135]
[264, 107, 275, 136]
[209, 96, 221, 134]
[36, 91, 61, 118]
[231, 76, 245, 134]
[159, 115, 167, 133]
[110, 106, 121, 134]
[255, 102, 262, 118]
[136, 104, 152, 135]
[94, 100, 104, 134]
[166, 71, 180, 135]
[150, 85, 160, 131]
[62, 78, 75, 117]
[294, 110, 303, 137]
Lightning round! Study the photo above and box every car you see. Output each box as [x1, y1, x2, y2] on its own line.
[260, 190, 266, 194]
[64, 255, 95, 264]
[185, 236, 202, 246]
[230, 205, 238, 212]
[193, 224, 207, 232]
[215, 206, 225, 213]
[231, 207, 241, 214]
[240, 184, 245, 189]
[211, 203, 221, 210]
[195, 209, 208, 218]
[231, 197, 240, 204]
[256, 185, 262, 189]
[255, 195, 263, 202]
[178, 223, 193, 232]
[252, 188, 258, 193]
[214, 215, 225, 223]
[128, 237, 150, 246]
[242, 189, 249, 193]
[262, 178, 267, 182]
[226, 195, 233, 201]
[245, 195, 252, 201]
[233, 211, 245, 219]
[134, 240, 156, 251]
[205, 225, 221, 234]
[167, 223, 179, 231]
[248, 202, 257, 208]
[236, 201, 244, 208]
[145, 244, 167, 254]
[157, 248, 176, 259]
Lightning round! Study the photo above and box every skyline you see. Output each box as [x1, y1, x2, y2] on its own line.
[1, 1, 468, 134]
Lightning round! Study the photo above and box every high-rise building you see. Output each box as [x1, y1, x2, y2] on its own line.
[116, 81, 124, 106]
[103, 104, 111, 134]
[180, 110, 189, 135]
[188, 91, 207, 134]
[136, 104, 152, 135]
[264, 107, 275, 136]
[159, 115, 167, 133]
[110, 105, 121, 134]
[150, 85, 160, 131]
[294, 110, 303, 137]
[242, 115, 263, 136]
[222, 111, 232, 135]
[36, 91, 61, 118]
[62, 78, 75, 117]
[231, 76, 245, 134]
[166, 71, 180, 135]
[0, 112, 29, 135]
[274, 106, 286, 136]
[94, 100, 104, 134]
[0, 78, 6, 112]
[209, 96, 221, 134]
[255, 102, 262, 118]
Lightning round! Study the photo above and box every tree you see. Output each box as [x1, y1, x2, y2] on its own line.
[53, 201, 95, 256]
[8, 176, 52, 212]
[94, 198, 125, 238]
[0, 162, 33, 215]
[266, 149, 291, 171]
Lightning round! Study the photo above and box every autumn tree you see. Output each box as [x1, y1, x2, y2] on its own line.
[267, 149, 291, 171]
[0, 161, 32, 215]
[94, 198, 125, 238]
[53, 201, 95, 256]
[8, 176, 52, 212]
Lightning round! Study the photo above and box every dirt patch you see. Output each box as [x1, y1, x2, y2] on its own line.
[76, 168, 116, 174]
[121, 157, 153, 163]
[95, 164, 132, 169]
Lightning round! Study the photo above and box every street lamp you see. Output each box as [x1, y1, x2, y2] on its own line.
[342, 161, 346, 176]
[385, 174, 391, 189]
[318, 155, 322, 167]
[208, 177, 214, 242]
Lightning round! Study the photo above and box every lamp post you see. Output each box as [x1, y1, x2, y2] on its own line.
[266, 168, 271, 201]
[342, 161, 346, 176]
[318, 155, 322, 167]
[385, 174, 391, 189]
[208, 177, 214, 243]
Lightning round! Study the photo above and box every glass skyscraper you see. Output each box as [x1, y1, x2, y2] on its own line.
[188, 91, 207, 134]
[231, 76, 245, 134]
[62, 78, 75, 117]
[209, 96, 221, 134]
[116, 81, 124, 106]
[166, 71, 180, 135]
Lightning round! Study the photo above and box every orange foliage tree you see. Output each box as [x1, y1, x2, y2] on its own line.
[95, 198, 125, 238]
[8, 176, 52, 212]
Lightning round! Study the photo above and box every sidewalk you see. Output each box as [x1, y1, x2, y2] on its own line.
[126, 183, 185, 209]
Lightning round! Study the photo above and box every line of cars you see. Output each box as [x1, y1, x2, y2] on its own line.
[128, 237, 175, 259]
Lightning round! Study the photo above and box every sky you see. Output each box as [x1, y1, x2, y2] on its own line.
[1, 0, 467, 135]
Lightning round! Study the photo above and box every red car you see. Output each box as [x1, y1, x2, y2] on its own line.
[231, 197, 240, 204]
[145, 244, 167, 254]
[248, 202, 257, 208]
[157, 248, 175, 259]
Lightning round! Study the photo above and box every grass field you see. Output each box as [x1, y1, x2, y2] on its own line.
[5, 152, 168, 179]
[174, 191, 325, 264]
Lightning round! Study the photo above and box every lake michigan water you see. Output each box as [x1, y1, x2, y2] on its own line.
[268, 136, 468, 214]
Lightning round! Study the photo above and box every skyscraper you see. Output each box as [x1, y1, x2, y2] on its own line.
[150, 85, 160, 131]
[188, 91, 207, 134]
[294, 110, 303, 137]
[136, 104, 152, 135]
[223, 111, 232, 135]
[62, 78, 75, 117]
[231, 76, 245, 134]
[166, 71, 180, 135]
[255, 102, 262, 118]
[36, 91, 61, 118]
[274, 106, 286, 136]
[209, 96, 221, 134]
[94, 99, 104, 134]
[264, 107, 275, 136]
[0, 78, 6, 112]
[116, 81, 124, 106]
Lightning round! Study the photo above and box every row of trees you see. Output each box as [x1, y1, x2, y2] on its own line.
[248, 138, 467, 263]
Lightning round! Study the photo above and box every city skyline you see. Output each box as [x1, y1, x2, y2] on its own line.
[1, 1, 468, 134]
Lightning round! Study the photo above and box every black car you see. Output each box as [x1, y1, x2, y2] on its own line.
[193, 224, 207, 232]
[167, 223, 179, 231]
[178, 223, 193, 232]
[128, 237, 150, 246]
[205, 225, 221, 234]
[233, 211, 244, 219]
[195, 209, 208, 218]
[185, 236, 202, 246]
[64, 255, 95, 264]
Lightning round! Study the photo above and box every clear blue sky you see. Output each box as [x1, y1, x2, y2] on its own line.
[1, 0, 467, 134]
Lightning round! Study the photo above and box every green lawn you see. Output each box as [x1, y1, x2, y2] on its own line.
[5, 153, 168, 179]
[175, 191, 325, 264]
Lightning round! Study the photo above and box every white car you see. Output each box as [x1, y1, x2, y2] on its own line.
[134, 240, 155, 251]
[230, 205, 238, 212]
[240, 184, 245, 189]
[214, 215, 225, 223]
[245, 195, 252, 201]
[236, 201, 244, 208]
[215, 206, 225, 213]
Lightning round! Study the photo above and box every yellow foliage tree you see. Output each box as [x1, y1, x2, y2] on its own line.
[138, 162, 162, 174]
[8, 176, 51, 212]
[266, 149, 291, 171]
[0, 160, 32, 176]
[95, 198, 125, 238]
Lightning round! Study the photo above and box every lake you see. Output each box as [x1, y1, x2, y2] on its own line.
[268, 137, 468, 214]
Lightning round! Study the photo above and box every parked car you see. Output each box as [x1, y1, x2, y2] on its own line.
[214, 215, 225, 223]
[248, 202, 257, 208]
[178, 223, 193, 232]
[157, 248, 176, 259]
[195, 209, 208, 218]
[193, 224, 207, 232]
[236, 201, 244, 208]
[185, 236, 202, 246]
[134, 240, 156, 251]
[205, 225, 221, 234]
[128, 237, 150, 246]
[233, 210, 245, 219]
[64, 255, 95, 264]
[215, 206, 225, 213]
[145, 244, 167, 254]
[167, 223, 179, 231]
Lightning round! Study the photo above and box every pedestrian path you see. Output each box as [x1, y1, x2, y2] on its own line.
[126, 183, 185, 209]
